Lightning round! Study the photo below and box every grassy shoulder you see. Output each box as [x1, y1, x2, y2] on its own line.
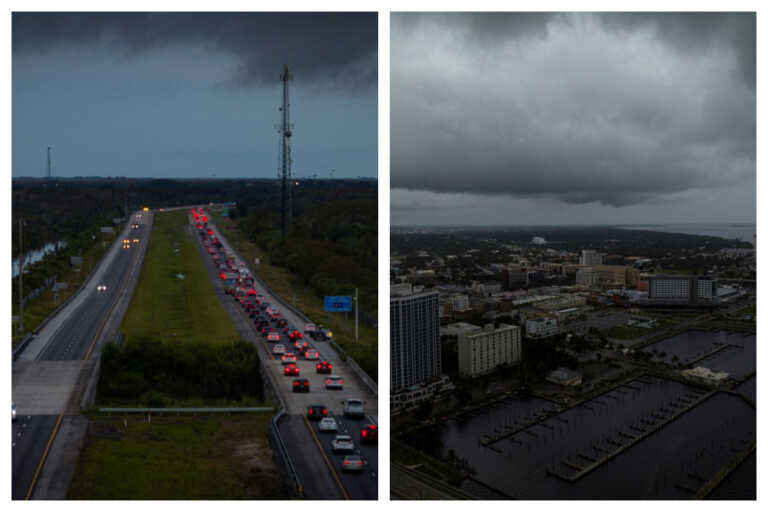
[121, 210, 239, 346]
[11, 232, 118, 348]
[68, 413, 285, 499]
[211, 210, 378, 380]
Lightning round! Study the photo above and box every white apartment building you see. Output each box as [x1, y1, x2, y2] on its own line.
[575, 267, 600, 287]
[458, 324, 522, 378]
[580, 250, 604, 266]
[525, 316, 559, 339]
[647, 276, 717, 304]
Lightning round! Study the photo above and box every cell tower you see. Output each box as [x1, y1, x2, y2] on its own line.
[46, 146, 52, 178]
[278, 65, 294, 242]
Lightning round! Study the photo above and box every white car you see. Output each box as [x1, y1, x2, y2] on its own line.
[281, 353, 297, 365]
[343, 398, 365, 418]
[267, 332, 281, 342]
[12, 402, 17, 422]
[272, 344, 287, 355]
[304, 350, 320, 361]
[325, 375, 344, 390]
[304, 323, 317, 333]
[331, 435, 355, 453]
[97, 284, 108, 292]
[318, 417, 338, 432]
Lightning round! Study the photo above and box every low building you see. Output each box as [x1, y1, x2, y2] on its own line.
[390, 376, 455, 412]
[546, 367, 582, 387]
[525, 316, 559, 339]
[458, 323, 522, 378]
[441, 322, 482, 338]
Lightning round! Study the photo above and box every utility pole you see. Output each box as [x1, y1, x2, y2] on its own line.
[355, 287, 359, 342]
[278, 65, 293, 242]
[17, 218, 23, 333]
[47, 146, 51, 179]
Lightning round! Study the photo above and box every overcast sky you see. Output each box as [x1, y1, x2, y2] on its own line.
[391, 12, 755, 225]
[12, 12, 377, 179]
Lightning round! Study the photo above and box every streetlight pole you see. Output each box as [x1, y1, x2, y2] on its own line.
[355, 287, 359, 342]
[18, 218, 23, 333]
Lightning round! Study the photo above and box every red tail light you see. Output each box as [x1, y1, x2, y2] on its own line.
[326, 379, 331, 384]
[370, 425, 377, 429]
[220, 273, 226, 279]
[344, 461, 350, 465]
[362, 430, 367, 437]
[294, 382, 299, 387]
[357, 461, 363, 465]
[309, 408, 314, 414]
[322, 408, 327, 415]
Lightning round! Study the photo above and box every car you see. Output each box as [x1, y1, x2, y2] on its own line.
[133, 238, 140, 244]
[307, 405, 327, 420]
[281, 353, 297, 365]
[361, 424, 378, 443]
[272, 344, 287, 355]
[318, 417, 338, 432]
[304, 350, 320, 361]
[343, 398, 365, 418]
[304, 323, 317, 334]
[12, 402, 17, 422]
[332, 435, 355, 453]
[316, 360, 333, 374]
[342, 455, 364, 472]
[96, 284, 108, 292]
[325, 375, 344, 390]
[284, 364, 300, 376]
[292, 379, 310, 393]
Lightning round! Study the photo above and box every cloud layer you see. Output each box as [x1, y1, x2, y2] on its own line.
[13, 12, 377, 90]
[391, 12, 755, 209]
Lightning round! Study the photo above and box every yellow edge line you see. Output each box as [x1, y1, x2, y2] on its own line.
[303, 415, 350, 500]
[25, 414, 64, 500]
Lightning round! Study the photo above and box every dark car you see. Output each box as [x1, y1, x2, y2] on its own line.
[316, 360, 333, 374]
[284, 364, 300, 376]
[361, 424, 378, 443]
[307, 404, 328, 420]
[292, 378, 310, 393]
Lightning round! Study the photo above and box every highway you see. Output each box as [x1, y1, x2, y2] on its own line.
[191, 209, 378, 500]
[12, 212, 151, 500]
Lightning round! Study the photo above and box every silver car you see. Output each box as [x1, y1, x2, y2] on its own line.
[318, 417, 338, 433]
[342, 454, 364, 472]
[343, 398, 365, 418]
[331, 435, 355, 453]
[325, 375, 344, 390]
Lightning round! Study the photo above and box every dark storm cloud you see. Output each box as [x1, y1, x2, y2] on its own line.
[391, 12, 755, 208]
[12, 12, 377, 89]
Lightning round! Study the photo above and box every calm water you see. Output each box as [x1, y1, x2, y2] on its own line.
[11, 240, 67, 278]
[409, 377, 755, 499]
[619, 224, 755, 245]
[642, 330, 755, 380]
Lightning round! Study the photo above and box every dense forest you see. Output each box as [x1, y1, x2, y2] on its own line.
[229, 179, 378, 317]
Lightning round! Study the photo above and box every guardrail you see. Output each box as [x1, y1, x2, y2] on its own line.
[98, 407, 275, 413]
[212, 219, 378, 396]
[269, 409, 304, 497]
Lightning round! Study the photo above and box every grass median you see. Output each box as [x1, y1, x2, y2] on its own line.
[68, 413, 284, 499]
[121, 210, 240, 346]
[211, 210, 378, 380]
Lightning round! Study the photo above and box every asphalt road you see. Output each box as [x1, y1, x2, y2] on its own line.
[12, 214, 150, 500]
[195, 212, 378, 500]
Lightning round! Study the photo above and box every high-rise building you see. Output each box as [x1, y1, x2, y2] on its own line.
[391, 284, 441, 393]
[458, 323, 522, 378]
[580, 249, 604, 266]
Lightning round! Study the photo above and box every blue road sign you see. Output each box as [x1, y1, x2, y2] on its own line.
[324, 296, 353, 312]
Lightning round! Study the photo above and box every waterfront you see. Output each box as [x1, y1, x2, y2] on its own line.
[619, 224, 755, 245]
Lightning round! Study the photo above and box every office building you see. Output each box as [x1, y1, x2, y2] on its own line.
[580, 249, 604, 266]
[525, 316, 559, 339]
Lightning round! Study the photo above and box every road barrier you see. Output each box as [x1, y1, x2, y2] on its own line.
[98, 407, 275, 413]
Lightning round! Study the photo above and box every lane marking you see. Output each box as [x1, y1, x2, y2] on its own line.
[303, 415, 350, 500]
[25, 414, 63, 500]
